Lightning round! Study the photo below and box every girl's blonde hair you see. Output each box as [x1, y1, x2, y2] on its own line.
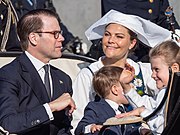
[149, 40, 180, 68]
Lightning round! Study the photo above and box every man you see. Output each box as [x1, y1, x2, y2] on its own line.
[0, 9, 76, 135]
[0, 0, 78, 53]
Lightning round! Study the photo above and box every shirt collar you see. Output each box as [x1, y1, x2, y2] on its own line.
[105, 99, 121, 111]
[25, 51, 48, 71]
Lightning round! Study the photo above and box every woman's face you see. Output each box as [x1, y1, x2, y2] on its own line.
[102, 23, 136, 60]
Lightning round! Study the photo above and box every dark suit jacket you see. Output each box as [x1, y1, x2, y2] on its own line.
[75, 99, 140, 135]
[0, 53, 73, 135]
[101, 0, 180, 30]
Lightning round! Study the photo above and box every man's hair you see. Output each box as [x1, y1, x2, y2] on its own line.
[93, 66, 123, 98]
[149, 40, 180, 68]
[17, 9, 60, 50]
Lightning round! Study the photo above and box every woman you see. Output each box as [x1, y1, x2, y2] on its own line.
[71, 10, 171, 133]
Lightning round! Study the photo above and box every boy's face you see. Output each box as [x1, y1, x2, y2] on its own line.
[150, 56, 169, 90]
[115, 82, 129, 104]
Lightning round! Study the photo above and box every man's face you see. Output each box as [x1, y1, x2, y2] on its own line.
[35, 15, 64, 63]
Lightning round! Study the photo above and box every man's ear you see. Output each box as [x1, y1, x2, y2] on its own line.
[28, 32, 38, 46]
[171, 63, 179, 72]
[111, 85, 118, 96]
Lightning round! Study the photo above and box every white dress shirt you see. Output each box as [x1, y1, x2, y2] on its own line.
[25, 51, 54, 120]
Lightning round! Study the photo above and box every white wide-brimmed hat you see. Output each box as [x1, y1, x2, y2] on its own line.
[85, 10, 171, 47]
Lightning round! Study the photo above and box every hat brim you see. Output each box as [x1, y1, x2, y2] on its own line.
[85, 10, 171, 47]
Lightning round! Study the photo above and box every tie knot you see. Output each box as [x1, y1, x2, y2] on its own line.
[118, 105, 125, 113]
[43, 65, 49, 73]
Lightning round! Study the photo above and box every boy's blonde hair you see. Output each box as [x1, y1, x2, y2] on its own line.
[93, 66, 123, 98]
[149, 40, 180, 68]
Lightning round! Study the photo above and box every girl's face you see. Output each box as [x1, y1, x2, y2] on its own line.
[151, 56, 169, 90]
[102, 23, 136, 60]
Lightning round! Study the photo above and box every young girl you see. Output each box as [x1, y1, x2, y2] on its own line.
[118, 40, 180, 135]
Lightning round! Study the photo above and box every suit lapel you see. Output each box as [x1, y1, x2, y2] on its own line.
[50, 67, 65, 100]
[101, 99, 116, 117]
[18, 53, 50, 104]
[100, 99, 122, 135]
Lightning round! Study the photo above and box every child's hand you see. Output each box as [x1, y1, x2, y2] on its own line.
[124, 63, 135, 73]
[120, 63, 135, 93]
[122, 63, 135, 83]
[90, 124, 103, 133]
[140, 128, 152, 135]
[115, 106, 145, 118]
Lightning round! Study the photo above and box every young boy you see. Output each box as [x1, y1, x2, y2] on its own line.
[75, 66, 140, 135]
